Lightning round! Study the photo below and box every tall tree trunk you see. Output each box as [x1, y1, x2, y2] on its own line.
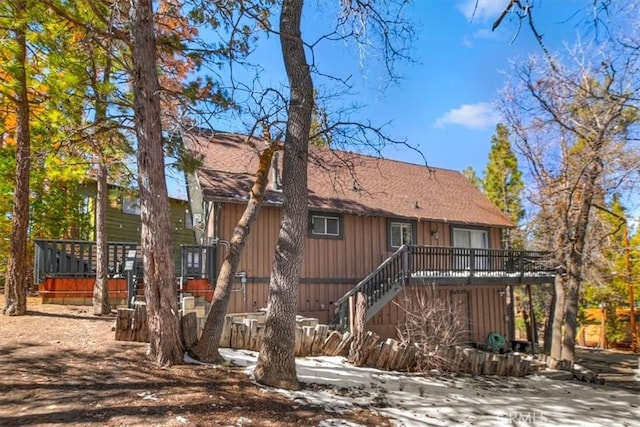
[562, 282, 579, 360]
[91, 51, 113, 316]
[92, 162, 111, 315]
[192, 141, 280, 362]
[348, 292, 367, 366]
[549, 273, 565, 360]
[129, 0, 182, 366]
[544, 283, 555, 353]
[526, 284, 538, 346]
[561, 161, 601, 361]
[254, 0, 313, 390]
[3, 0, 30, 316]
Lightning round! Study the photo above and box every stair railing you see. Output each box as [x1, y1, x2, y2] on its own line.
[333, 245, 411, 331]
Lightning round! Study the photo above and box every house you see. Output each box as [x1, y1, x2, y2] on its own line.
[34, 182, 198, 305]
[182, 130, 555, 345]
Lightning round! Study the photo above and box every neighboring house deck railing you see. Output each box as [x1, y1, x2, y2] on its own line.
[333, 245, 556, 331]
[34, 240, 218, 285]
[34, 239, 140, 285]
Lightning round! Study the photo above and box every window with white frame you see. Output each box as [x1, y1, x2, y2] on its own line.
[310, 213, 341, 238]
[389, 221, 413, 249]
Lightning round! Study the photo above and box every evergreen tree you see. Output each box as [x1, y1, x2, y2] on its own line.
[483, 123, 524, 247]
[462, 166, 482, 190]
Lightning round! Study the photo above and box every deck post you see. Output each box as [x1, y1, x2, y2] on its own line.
[348, 292, 367, 366]
[527, 284, 538, 347]
[348, 294, 355, 334]
[469, 249, 475, 278]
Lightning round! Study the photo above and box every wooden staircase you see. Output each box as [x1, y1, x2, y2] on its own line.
[333, 245, 411, 331]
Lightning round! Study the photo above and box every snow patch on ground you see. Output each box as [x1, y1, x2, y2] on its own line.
[220, 348, 640, 427]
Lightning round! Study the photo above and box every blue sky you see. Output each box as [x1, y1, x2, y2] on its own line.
[172, 0, 593, 198]
[233, 1, 589, 173]
[301, 0, 589, 175]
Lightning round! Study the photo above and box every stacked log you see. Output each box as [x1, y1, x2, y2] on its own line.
[114, 305, 148, 342]
[181, 312, 198, 350]
[117, 310, 537, 377]
[210, 313, 538, 376]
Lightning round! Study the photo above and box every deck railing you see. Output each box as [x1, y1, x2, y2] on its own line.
[333, 245, 556, 331]
[333, 245, 410, 331]
[34, 239, 139, 285]
[34, 240, 218, 285]
[180, 244, 217, 283]
[409, 246, 556, 279]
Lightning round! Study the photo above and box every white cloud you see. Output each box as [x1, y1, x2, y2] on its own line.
[434, 102, 499, 129]
[458, 0, 506, 22]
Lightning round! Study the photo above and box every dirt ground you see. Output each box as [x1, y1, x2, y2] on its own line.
[575, 346, 640, 393]
[0, 296, 391, 427]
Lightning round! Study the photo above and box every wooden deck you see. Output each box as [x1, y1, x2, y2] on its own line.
[333, 245, 555, 330]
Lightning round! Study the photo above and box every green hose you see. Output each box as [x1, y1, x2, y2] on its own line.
[487, 332, 506, 350]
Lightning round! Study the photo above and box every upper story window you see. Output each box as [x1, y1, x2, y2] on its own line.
[388, 220, 415, 250]
[309, 212, 342, 239]
[122, 197, 141, 215]
[453, 228, 488, 249]
[272, 152, 283, 191]
[453, 227, 489, 270]
[184, 209, 193, 230]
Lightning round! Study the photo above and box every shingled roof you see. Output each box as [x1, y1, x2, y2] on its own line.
[183, 130, 513, 227]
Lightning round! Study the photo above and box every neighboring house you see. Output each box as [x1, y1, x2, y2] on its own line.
[33, 182, 198, 305]
[81, 182, 196, 250]
[183, 130, 555, 344]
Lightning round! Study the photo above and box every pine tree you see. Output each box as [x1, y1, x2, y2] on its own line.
[483, 123, 524, 247]
[462, 166, 482, 190]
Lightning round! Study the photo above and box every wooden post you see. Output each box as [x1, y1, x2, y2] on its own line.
[181, 312, 198, 350]
[600, 304, 607, 349]
[365, 342, 383, 367]
[219, 315, 233, 348]
[397, 343, 418, 371]
[115, 308, 135, 341]
[333, 332, 353, 356]
[302, 326, 315, 356]
[294, 326, 304, 356]
[245, 319, 259, 351]
[115, 305, 148, 342]
[348, 294, 356, 333]
[311, 325, 328, 355]
[321, 331, 343, 355]
[348, 292, 367, 365]
[527, 284, 538, 347]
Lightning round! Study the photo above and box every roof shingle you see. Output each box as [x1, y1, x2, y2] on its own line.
[183, 130, 513, 227]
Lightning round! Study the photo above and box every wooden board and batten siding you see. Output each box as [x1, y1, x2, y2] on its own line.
[211, 202, 509, 342]
[368, 285, 508, 343]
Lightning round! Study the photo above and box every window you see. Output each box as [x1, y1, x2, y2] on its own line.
[122, 197, 141, 215]
[453, 228, 488, 249]
[184, 209, 193, 229]
[309, 213, 342, 239]
[453, 227, 489, 270]
[272, 152, 283, 191]
[388, 220, 414, 249]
